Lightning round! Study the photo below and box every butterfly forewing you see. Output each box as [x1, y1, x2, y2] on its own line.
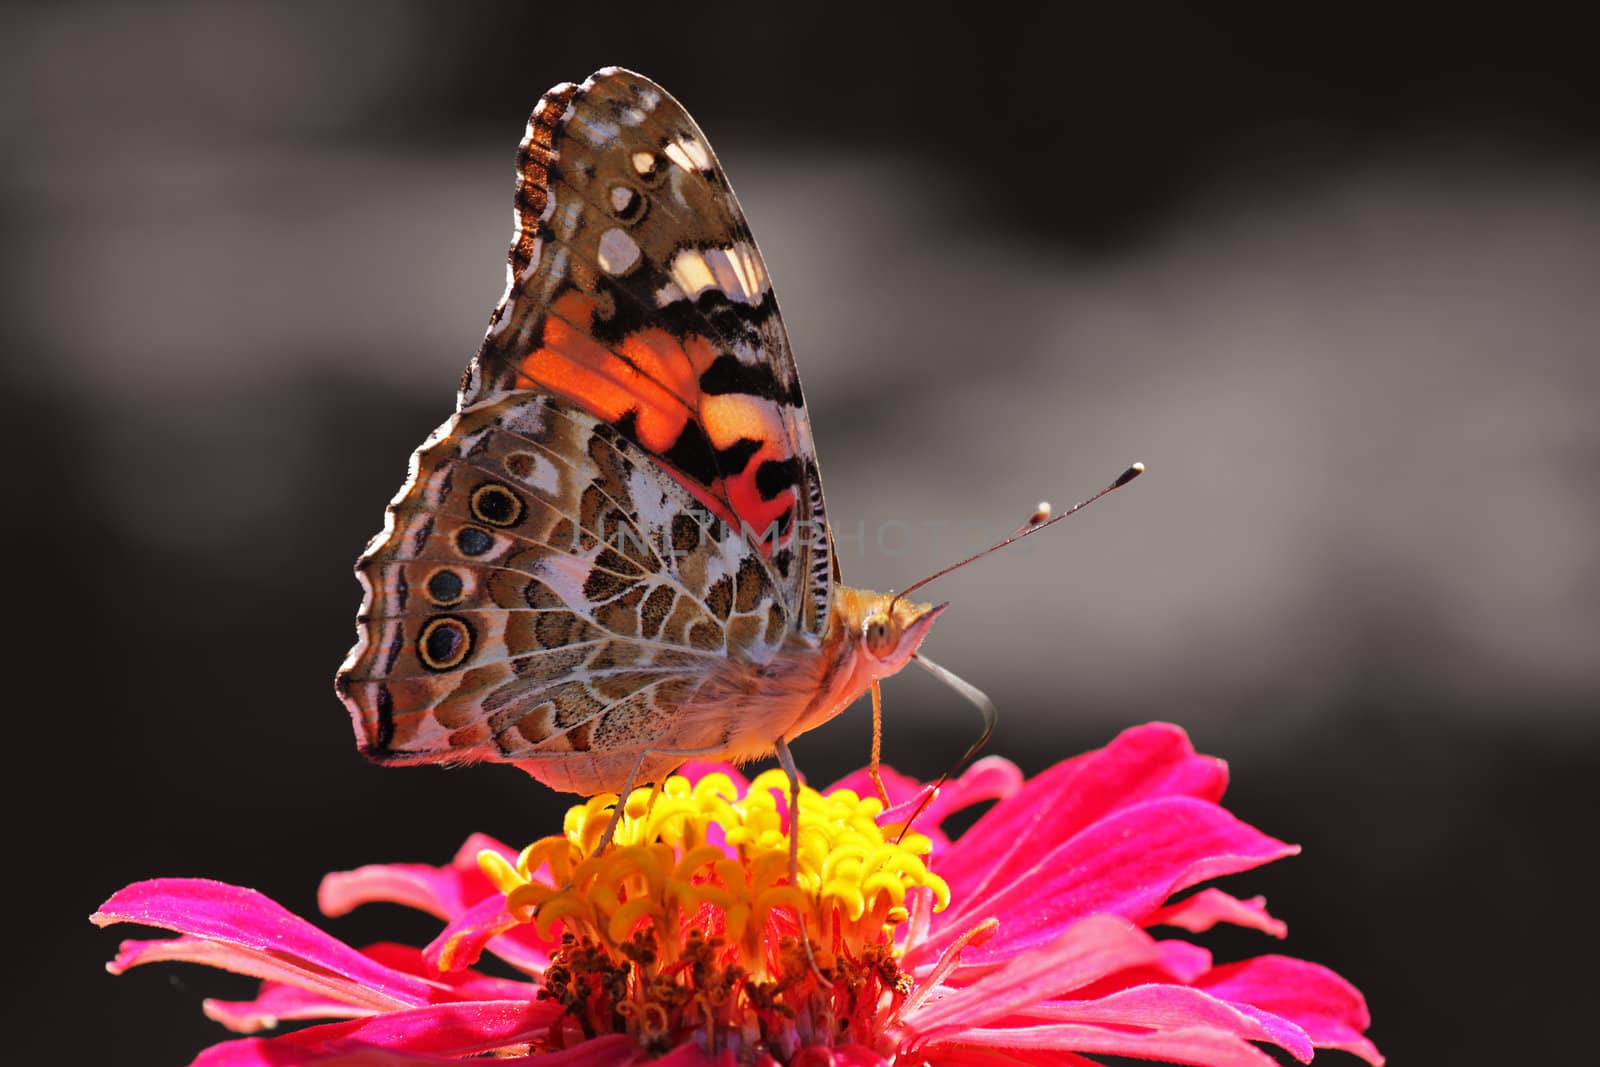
[463, 68, 832, 634]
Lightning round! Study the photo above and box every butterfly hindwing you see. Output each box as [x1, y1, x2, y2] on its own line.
[462, 67, 833, 636]
[336, 393, 794, 793]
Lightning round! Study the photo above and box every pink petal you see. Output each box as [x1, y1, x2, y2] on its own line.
[106, 935, 411, 1014]
[202, 940, 545, 1031]
[319, 834, 513, 921]
[318, 838, 556, 977]
[193, 999, 562, 1065]
[665, 1042, 887, 1067]
[192, 1031, 641, 1067]
[651, 1043, 736, 1067]
[1154, 939, 1215, 983]
[1014, 984, 1314, 1062]
[423, 894, 525, 974]
[928, 796, 1297, 964]
[862, 758, 1025, 859]
[1149, 889, 1288, 938]
[821, 1045, 893, 1067]
[924, 1048, 1101, 1067]
[936, 1022, 1286, 1067]
[94, 880, 445, 1011]
[936, 724, 1228, 905]
[1198, 955, 1384, 1065]
[917, 757, 1025, 827]
[204, 981, 382, 1033]
[1062, 938, 1215, 1000]
[358, 944, 539, 999]
[906, 915, 1161, 1031]
[829, 764, 926, 808]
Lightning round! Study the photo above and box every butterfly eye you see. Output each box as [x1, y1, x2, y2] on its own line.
[864, 615, 895, 658]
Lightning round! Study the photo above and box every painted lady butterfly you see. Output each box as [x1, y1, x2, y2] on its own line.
[334, 68, 1140, 812]
[334, 68, 945, 802]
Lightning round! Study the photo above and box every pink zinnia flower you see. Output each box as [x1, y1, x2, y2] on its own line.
[94, 723, 1381, 1066]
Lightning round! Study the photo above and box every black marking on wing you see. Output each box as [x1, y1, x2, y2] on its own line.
[715, 437, 762, 473]
[660, 418, 719, 485]
[698, 352, 797, 405]
[374, 684, 396, 753]
[586, 262, 780, 359]
[755, 456, 802, 501]
[410, 516, 435, 557]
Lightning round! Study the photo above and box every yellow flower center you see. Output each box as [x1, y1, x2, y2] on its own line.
[479, 769, 950, 1059]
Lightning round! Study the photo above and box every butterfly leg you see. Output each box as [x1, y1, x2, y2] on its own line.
[535, 741, 744, 926]
[587, 742, 735, 859]
[776, 738, 832, 986]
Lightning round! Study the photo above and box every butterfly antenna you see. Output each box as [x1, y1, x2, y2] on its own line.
[893, 653, 998, 842]
[890, 462, 1144, 611]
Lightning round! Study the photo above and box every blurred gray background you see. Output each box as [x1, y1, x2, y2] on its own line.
[8, 3, 1595, 1063]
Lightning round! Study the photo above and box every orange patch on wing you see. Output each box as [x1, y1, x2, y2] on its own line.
[514, 291, 797, 553]
[517, 291, 692, 454]
[616, 328, 721, 401]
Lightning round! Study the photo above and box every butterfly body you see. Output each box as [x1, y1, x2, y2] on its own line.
[336, 68, 942, 795]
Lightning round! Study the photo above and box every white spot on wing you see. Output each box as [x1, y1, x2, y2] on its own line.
[455, 425, 492, 457]
[421, 465, 453, 509]
[521, 245, 569, 292]
[629, 467, 678, 538]
[669, 249, 716, 299]
[598, 228, 642, 275]
[571, 114, 620, 146]
[555, 199, 584, 240]
[663, 243, 770, 305]
[702, 249, 741, 300]
[487, 397, 546, 437]
[632, 151, 657, 176]
[534, 554, 593, 611]
[528, 452, 559, 494]
[508, 450, 560, 495]
[663, 136, 712, 172]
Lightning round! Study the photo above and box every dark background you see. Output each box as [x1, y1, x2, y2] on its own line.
[8, 3, 1596, 1063]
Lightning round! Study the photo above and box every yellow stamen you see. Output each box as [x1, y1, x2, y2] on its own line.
[482, 770, 948, 973]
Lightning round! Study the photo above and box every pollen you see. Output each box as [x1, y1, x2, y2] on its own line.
[478, 770, 949, 1059]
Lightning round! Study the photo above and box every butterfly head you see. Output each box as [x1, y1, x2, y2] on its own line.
[839, 589, 947, 679]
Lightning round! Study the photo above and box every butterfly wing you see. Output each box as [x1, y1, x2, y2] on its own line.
[463, 68, 833, 634]
[336, 393, 797, 793]
[337, 69, 833, 793]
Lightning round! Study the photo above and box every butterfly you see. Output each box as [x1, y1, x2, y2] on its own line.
[334, 68, 949, 805]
